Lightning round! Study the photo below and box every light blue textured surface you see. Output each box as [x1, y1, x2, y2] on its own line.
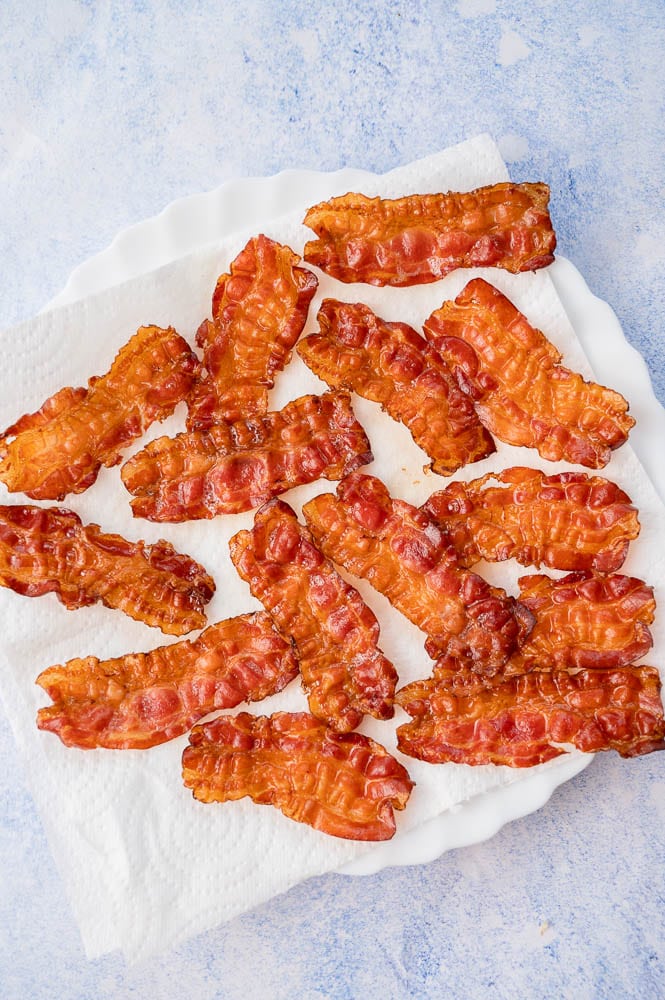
[1, 2, 664, 997]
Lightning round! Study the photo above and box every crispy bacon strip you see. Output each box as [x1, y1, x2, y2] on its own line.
[182, 711, 413, 840]
[396, 664, 665, 766]
[187, 235, 318, 429]
[423, 279, 634, 468]
[303, 182, 555, 286]
[0, 325, 198, 500]
[229, 500, 397, 732]
[36, 612, 298, 750]
[122, 392, 372, 521]
[0, 504, 214, 635]
[297, 299, 495, 475]
[422, 467, 640, 573]
[512, 572, 655, 673]
[302, 473, 533, 674]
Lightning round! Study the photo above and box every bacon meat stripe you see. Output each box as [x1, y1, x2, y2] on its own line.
[422, 467, 640, 573]
[303, 182, 556, 286]
[0, 504, 214, 635]
[36, 612, 298, 750]
[512, 571, 655, 673]
[182, 711, 413, 841]
[229, 499, 397, 733]
[0, 325, 198, 501]
[396, 664, 665, 767]
[187, 235, 318, 430]
[122, 392, 372, 521]
[297, 298, 495, 475]
[423, 279, 634, 468]
[302, 473, 533, 674]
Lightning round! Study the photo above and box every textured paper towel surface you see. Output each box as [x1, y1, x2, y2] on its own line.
[0, 136, 663, 962]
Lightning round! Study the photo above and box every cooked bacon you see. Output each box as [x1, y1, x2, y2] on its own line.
[0, 325, 198, 500]
[36, 612, 298, 750]
[423, 279, 634, 468]
[0, 504, 214, 635]
[396, 664, 665, 766]
[422, 467, 640, 573]
[302, 182, 556, 286]
[187, 235, 318, 430]
[512, 572, 655, 673]
[297, 299, 495, 475]
[182, 711, 413, 840]
[122, 392, 372, 521]
[229, 500, 397, 732]
[302, 473, 533, 674]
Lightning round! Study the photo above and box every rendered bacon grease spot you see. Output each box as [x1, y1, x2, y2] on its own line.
[36, 612, 298, 750]
[297, 299, 495, 475]
[187, 235, 318, 430]
[0, 504, 214, 635]
[182, 711, 413, 841]
[396, 663, 665, 767]
[512, 572, 655, 673]
[121, 392, 372, 521]
[423, 279, 634, 468]
[0, 325, 198, 500]
[422, 467, 640, 573]
[229, 499, 397, 732]
[303, 182, 556, 286]
[302, 473, 533, 674]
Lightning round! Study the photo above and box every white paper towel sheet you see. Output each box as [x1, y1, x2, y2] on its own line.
[1, 136, 664, 962]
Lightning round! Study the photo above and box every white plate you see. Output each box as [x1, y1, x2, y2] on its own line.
[45, 162, 665, 879]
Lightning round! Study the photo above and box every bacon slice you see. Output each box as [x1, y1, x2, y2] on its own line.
[187, 235, 318, 430]
[36, 612, 298, 750]
[303, 182, 556, 286]
[229, 500, 397, 732]
[182, 711, 413, 840]
[512, 572, 655, 673]
[302, 473, 533, 674]
[122, 392, 372, 521]
[423, 279, 634, 468]
[0, 325, 198, 500]
[422, 467, 640, 573]
[297, 299, 495, 475]
[0, 504, 214, 635]
[396, 664, 665, 766]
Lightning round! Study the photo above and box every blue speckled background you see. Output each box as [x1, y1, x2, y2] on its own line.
[1, 2, 664, 997]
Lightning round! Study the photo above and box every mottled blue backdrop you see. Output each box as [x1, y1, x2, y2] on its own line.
[1, 2, 664, 998]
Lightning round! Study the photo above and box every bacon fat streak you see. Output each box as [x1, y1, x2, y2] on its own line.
[0, 325, 198, 500]
[424, 279, 634, 468]
[422, 467, 640, 573]
[122, 392, 372, 521]
[303, 182, 556, 286]
[36, 612, 298, 749]
[229, 499, 397, 732]
[302, 473, 533, 673]
[0, 504, 214, 635]
[182, 711, 413, 840]
[297, 298, 495, 475]
[396, 664, 665, 766]
[187, 235, 318, 429]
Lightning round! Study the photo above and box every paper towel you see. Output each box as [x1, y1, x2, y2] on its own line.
[1, 136, 664, 962]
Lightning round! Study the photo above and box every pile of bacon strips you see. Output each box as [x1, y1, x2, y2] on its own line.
[1, 181, 663, 843]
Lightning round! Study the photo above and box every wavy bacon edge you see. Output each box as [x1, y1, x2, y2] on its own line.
[297, 298, 495, 476]
[36, 612, 298, 750]
[303, 182, 556, 286]
[229, 498, 397, 733]
[422, 467, 640, 573]
[121, 391, 373, 521]
[0, 325, 199, 500]
[0, 504, 215, 635]
[182, 711, 414, 841]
